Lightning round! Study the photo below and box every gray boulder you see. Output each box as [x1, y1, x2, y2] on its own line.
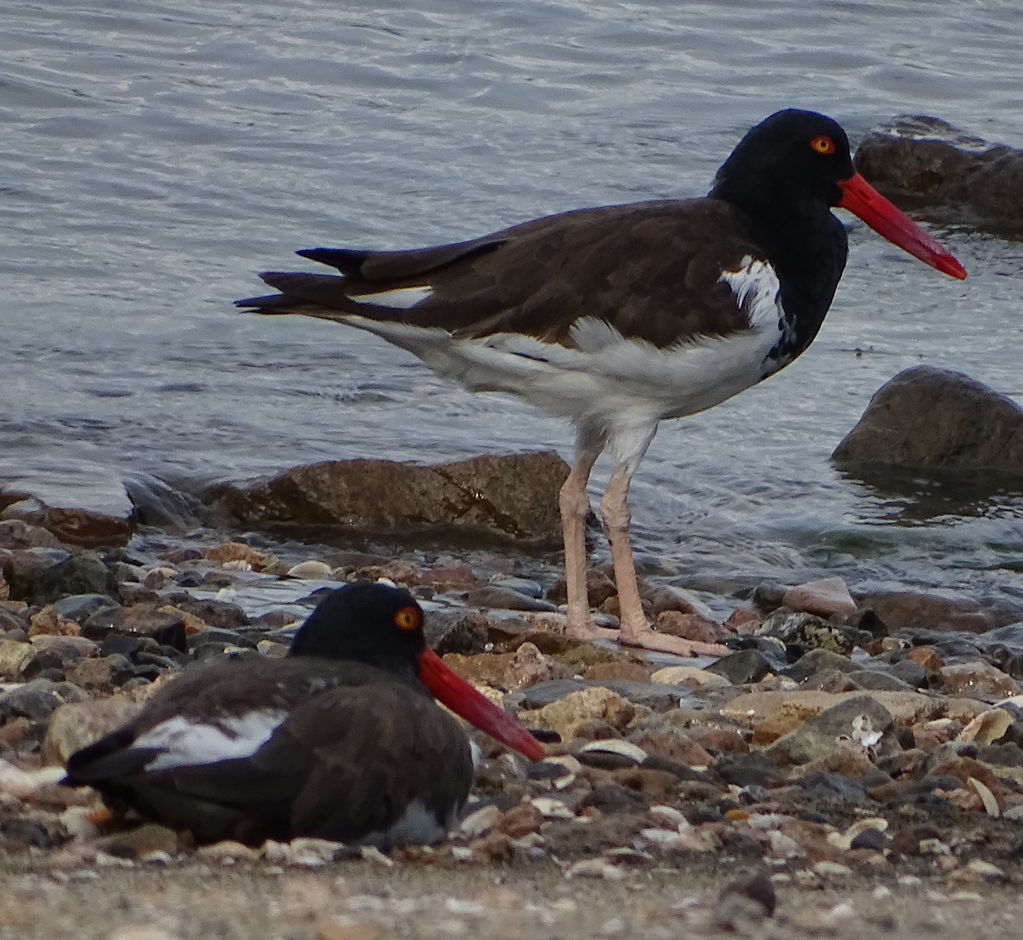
[832, 366, 1023, 475]
[855, 114, 1023, 235]
[210, 451, 570, 548]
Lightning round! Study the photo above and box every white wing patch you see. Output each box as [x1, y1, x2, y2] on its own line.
[348, 286, 434, 309]
[362, 799, 449, 848]
[135, 710, 288, 771]
[718, 255, 782, 329]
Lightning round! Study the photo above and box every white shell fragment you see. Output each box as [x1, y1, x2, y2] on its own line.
[529, 797, 576, 819]
[957, 708, 1013, 745]
[968, 776, 1000, 817]
[458, 804, 501, 838]
[850, 714, 883, 748]
[649, 804, 688, 829]
[565, 858, 627, 880]
[286, 560, 333, 580]
[578, 739, 648, 763]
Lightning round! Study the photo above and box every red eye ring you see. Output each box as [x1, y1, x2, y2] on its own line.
[394, 605, 422, 631]
[810, 135, 836, 155]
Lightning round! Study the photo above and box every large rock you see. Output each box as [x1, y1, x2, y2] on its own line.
[0, 458, 135, 547]
[210, 451, 570, 547]
[855, 114, 1023, 235]
[857, 590, 1012, 634]
[832, 366, 1023, 475]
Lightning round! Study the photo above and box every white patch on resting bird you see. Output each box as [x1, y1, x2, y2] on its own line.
[348, 285, 434, 309]
[718, 255, 783, 331]
[134, 711, 288, 770]
[362, 798, 450, 848]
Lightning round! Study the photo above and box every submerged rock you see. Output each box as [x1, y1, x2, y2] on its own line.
[0, 459, 136, 548]
[832, 367, 1023, 477]
[855, 114, 1023, 235]
[782, 577, 857, 620]
[209, 451, 570, 547]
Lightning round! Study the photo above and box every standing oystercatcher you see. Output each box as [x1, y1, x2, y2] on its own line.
[64, 581, 544, 847]
[237, 109, 966, 658]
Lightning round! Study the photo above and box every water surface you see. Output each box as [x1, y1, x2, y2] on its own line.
[3, 0, 1022, 606]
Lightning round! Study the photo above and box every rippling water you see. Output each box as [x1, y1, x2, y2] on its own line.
[3, 1, 1022, 604]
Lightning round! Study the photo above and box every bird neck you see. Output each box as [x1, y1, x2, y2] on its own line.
[711, 180, 849, 355]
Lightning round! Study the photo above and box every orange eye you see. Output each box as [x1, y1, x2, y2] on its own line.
[810, 135, 836, 155]
[394, 605, 422, 631]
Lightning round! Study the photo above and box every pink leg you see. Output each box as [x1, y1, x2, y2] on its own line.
[559, 433, 603, 641]
[599, 467, 727, 657]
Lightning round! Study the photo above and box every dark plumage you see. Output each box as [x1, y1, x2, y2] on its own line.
[237, 110, 965, 658]
[64, 581, 543, 847]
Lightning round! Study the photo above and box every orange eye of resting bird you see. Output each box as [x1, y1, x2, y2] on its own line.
[394, 605, 422, 631]
[810, 135, 836, 155]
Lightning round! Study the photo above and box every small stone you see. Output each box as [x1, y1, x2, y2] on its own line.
[0, 639, 36, 679]
[0, 758, 65, 798]
[196, 841, 262, 865]
[634, 730, 712, 768]
[94, 823, 180, 860]
[782, 577, 857, 620]
[526, 686, 638, 740]
[467, 584, 558, 612]
[716, 870, 776, 930]
[27, 605, 82, 638]
[812, 860, 852, 877]
[766, 695, 894, 766]
[286, 560, 333, 580]
[706, 649, 773, 685]
[850, 828, 888, 852]
[584, 662, 653, 683]
[314, 917, 383, 940]
[262, 838, 344, 866]
[105, 927, 182, 940]
[963, 859, 1004, 881]
[565, 858, 626, 880]
[650, 665, 730, 688]
[905, 646, 944, 675]
[654, 610, 724, 643]
[0, 519, 64, 549]
[65, 654, 134, 689]
[940, 661, 1021, 699]
[530, 797, 575, 819]
[43, 698, 142, 763]
[786, 648, 857, 681]
[498, 803, 543, 838]
[458, 804, 501, 838]
[204, 541, 271, 569]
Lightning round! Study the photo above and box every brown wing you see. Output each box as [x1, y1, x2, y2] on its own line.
[151, 683, 471, 847]
[237, 198, 766, 349]
[65, 659, 472, 847]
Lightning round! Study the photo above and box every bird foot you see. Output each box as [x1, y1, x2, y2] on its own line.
[617, 627, 728, 658]
[565, 620, 727, 658]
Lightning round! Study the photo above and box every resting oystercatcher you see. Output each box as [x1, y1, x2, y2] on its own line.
[237, 109, 966, 658]
[64, 581, 544, 847]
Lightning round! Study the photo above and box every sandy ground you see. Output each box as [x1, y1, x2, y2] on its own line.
[2, 856, 1023, 940]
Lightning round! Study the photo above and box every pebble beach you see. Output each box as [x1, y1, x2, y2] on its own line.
[4, 513, 1023, 939]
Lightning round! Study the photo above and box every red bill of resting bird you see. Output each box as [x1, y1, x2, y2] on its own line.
[236, 109, 966, 659]
[63, 581, 545, 847]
